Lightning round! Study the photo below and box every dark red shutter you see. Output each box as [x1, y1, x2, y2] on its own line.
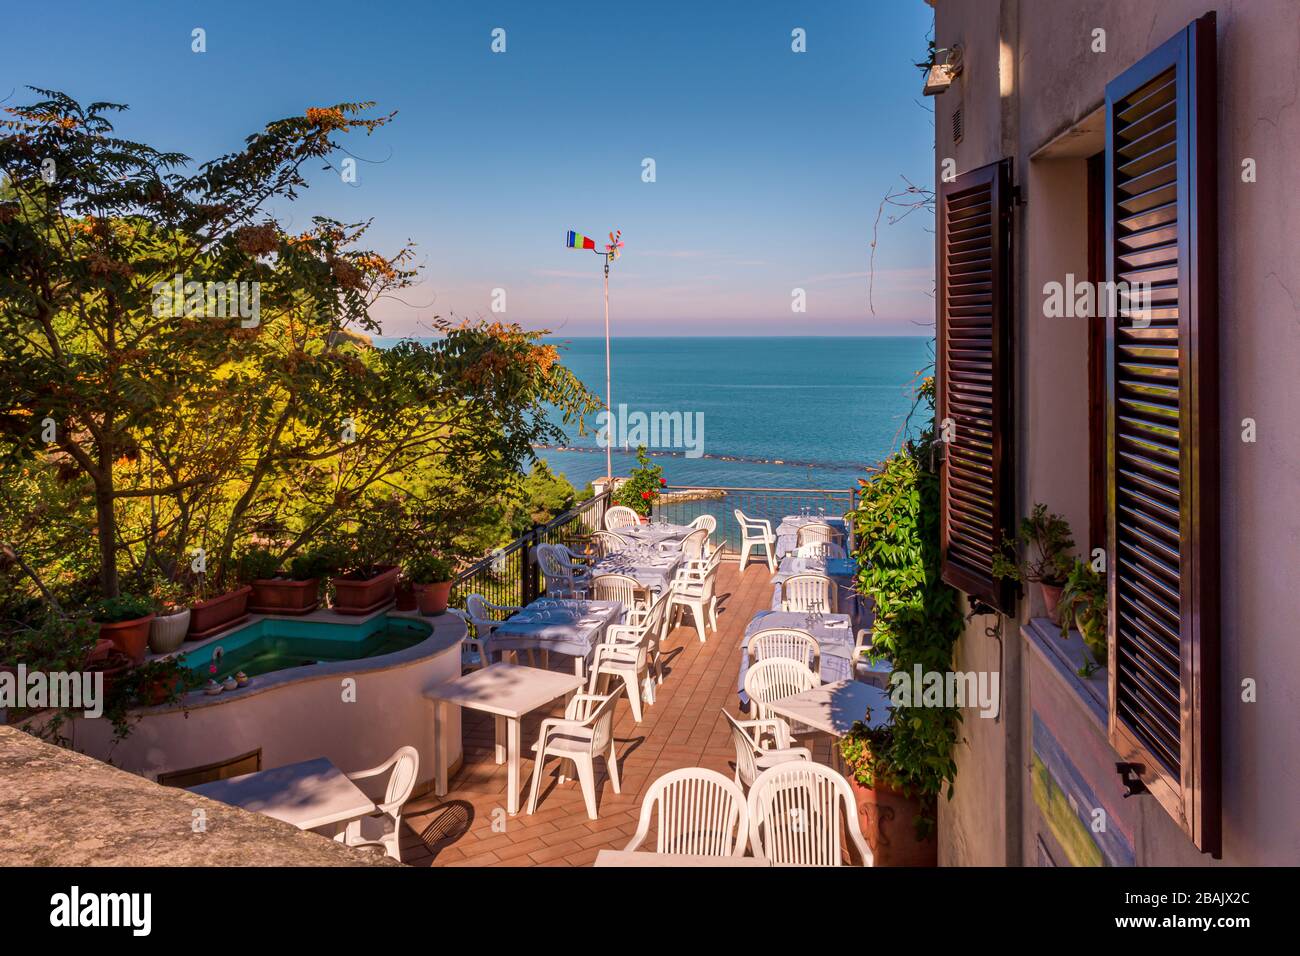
[1105, 13, 1219, 855]
[937, 159, 1015, 613]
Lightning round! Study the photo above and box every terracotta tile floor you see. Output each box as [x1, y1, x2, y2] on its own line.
[398, 559, 835, 867]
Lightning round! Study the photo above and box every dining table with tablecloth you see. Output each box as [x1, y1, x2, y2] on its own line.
[487, 598, 625, 675]
[612, 521, 695, 550]
[736, 609, 861, 707]
[590, 546, 683, 597]
[774, 514, 851, 559]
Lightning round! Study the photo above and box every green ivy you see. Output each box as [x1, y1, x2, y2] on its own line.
[840, 376, 964, 838]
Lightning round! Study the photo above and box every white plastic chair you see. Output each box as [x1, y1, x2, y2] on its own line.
[734, 509, 777, 572]
[746, 761, 873, 866]
[675, 526, 710, 562]
[781, 573, 837, 613]
[667, 546, 721, 642]
[743, 657, 818, 729]
[588, 590, 670, 722]
[589, 530, 627, 558]
[722, 709, 812, 792]
[747, 627, 820, 672]
[337, 746, 419, 862]
[590, 572, 648, 623]
[536, 543, 591, 598]
[624, 767, 749, 858]
[796, 541, 846, 560]
[526, 690, 623, 820]
[796, 522, 842, 548]
[604, 505, 640, 531]
[688, 514, 717, 539]
[458, 594, 522, 669]
[445, 608, 494, 671]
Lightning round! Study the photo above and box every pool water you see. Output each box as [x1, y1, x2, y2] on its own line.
[183, 616, 433, 681]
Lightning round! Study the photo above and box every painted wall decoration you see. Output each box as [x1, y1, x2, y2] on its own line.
[1032, 713, 1135, 866]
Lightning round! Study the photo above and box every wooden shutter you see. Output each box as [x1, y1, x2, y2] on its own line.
[937, 159, 1015, 613]
[1104, 13, 1219, 855]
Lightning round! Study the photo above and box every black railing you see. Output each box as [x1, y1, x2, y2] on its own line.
[650, 485, 857, 554]
[450, 490, 612, 609]
[450, 484, 856, 611]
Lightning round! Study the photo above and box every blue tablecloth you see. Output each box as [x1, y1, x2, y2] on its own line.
[774, 515, 850, 559]
[591, 547, 683, 595]
[615, 522, 694, 549]
[489, 599, 624, 663]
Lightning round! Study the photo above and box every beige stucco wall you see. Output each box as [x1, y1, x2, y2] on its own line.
[932, 0, 1300, 865]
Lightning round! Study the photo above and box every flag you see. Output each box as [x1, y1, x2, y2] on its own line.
[566, 230, 597, 250]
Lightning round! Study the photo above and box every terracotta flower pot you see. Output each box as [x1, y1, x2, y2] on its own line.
[149, 608, 191, 655]
[1039, 582, 1065, 624]
[848, 775, 938, 867]
[98, 614, 155, 664]
[394, 581, 418, 612]
[413, 580, 453, 615]
[187, 585, 252, 641]
[248, 577, 320, 615]
[86, 650, 133, 695]
[330, 565, 399, 616]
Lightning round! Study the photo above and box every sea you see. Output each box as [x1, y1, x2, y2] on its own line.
[375, 335, 932, 493]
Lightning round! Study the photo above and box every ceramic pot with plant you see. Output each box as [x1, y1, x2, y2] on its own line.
[243, 546, 322, 616]
[91, 594, 156, 663]
[991, 503, 1075, 623]
[1058, 558, 1108, 668]
[148, 579, 192, 655]
[406, 554, 454, 615]
[839, 720, 938, 867]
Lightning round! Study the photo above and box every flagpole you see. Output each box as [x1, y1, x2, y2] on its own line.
[604, 258, 612, 481]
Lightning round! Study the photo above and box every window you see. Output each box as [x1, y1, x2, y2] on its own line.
[1104, 13, 1220, 855]
[937, 159, 1016, 613]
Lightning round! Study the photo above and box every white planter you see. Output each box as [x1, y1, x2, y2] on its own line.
[149, 609, 191, 654]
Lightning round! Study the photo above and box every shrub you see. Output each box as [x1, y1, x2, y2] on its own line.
[236, 547, 281, 583]
[90, 594, 154, 624]
[612, 446, 666, 517]
[405, 553, 453, 585]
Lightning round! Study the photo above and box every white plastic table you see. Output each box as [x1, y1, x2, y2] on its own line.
[188, 756, 375, 831]
[764, 679, 892, 738]
[594, 849, 769, 867]
[426, 663, 585, 814]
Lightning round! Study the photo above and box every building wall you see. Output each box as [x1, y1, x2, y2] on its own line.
[932, 0, 1300, 865]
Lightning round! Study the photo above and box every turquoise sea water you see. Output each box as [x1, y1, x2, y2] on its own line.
[374, 335, 932, 492]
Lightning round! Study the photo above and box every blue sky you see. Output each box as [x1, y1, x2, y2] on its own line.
[3, 0, 937, 336]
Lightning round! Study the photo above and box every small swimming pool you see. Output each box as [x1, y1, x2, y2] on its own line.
[182, 615, 433, 681]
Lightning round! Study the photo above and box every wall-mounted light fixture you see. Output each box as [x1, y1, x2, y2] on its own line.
[922, 45, 963, 96]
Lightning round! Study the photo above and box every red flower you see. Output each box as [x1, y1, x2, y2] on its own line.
[641, 491, 652, 500]
[659, 478, 667, 485]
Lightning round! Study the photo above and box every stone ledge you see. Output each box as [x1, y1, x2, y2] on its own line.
[0, 727, 396, 867]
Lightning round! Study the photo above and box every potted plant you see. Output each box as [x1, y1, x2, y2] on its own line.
[148, 579, 192, 655]
[611, 445, 665, 522]
[124, 655, 203, 707]
[840, 719, 939, 866]
[186, 576, 253, 641]
[1058, 558, 1107, 671]
[406, 554, 454, 615]
[991, 503, 1075, 623]
[328, 522, 400, 616]
[90, 594, 156, 663]
[243, 546, 323, 615]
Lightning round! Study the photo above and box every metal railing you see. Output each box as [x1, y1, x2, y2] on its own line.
[450, 484, 857, 611]
[450, 489, 611, 609]
[651, 485, 857, 554]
